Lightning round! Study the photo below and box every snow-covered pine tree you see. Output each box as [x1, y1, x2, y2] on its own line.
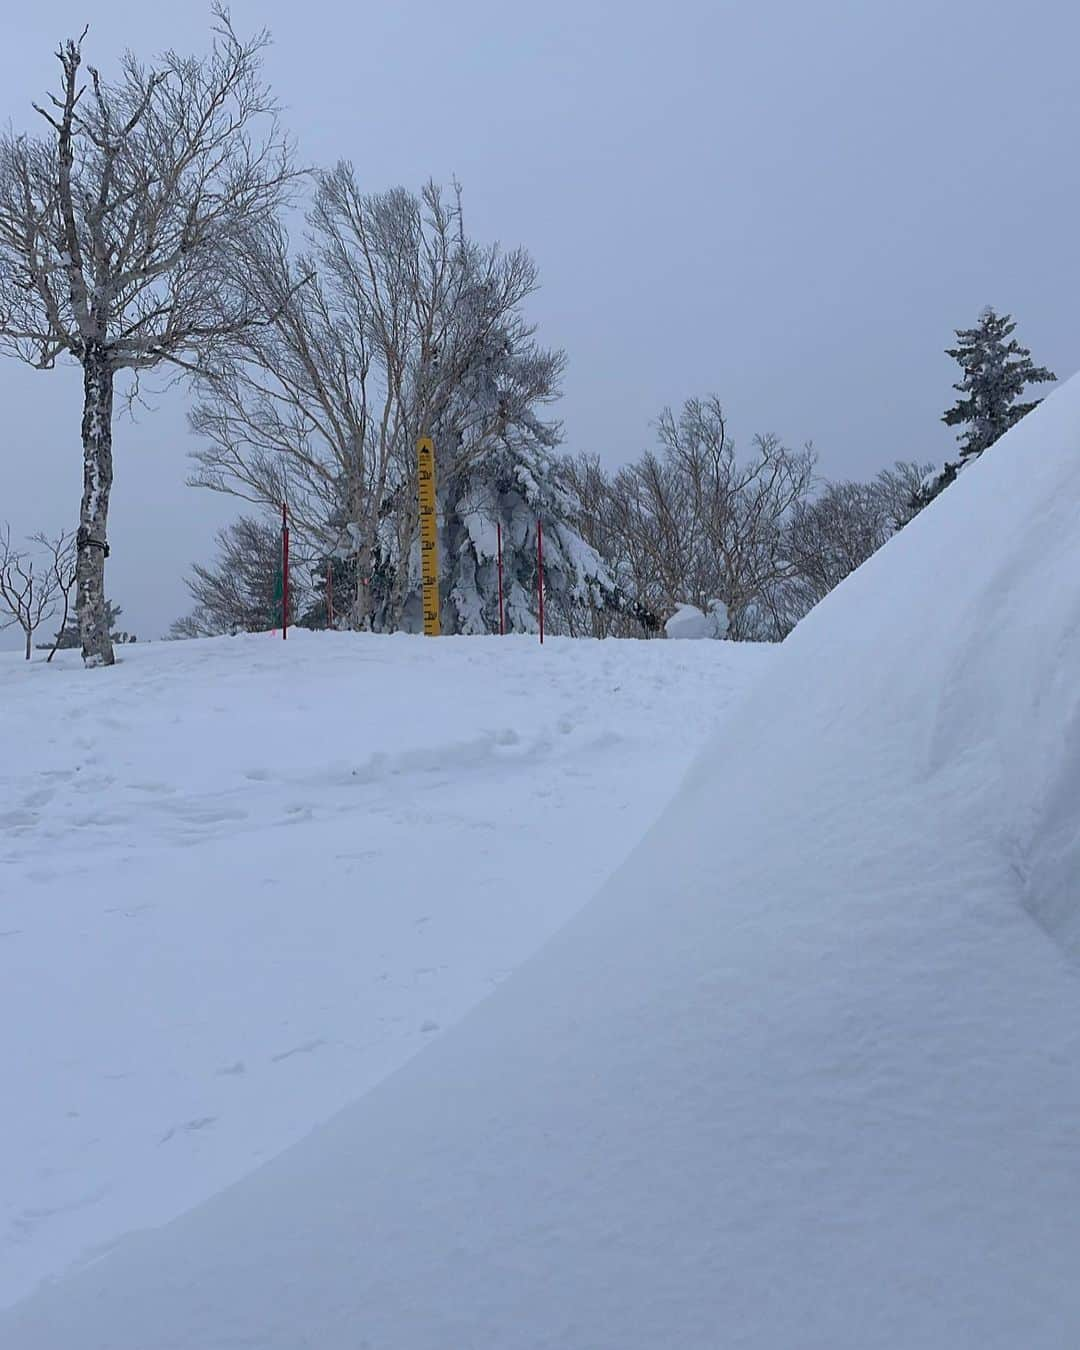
[443, 436, 618, 637]
[414, 322, 617, 636]
[943, 307, 1055, 459]
[916, 307, 1055, 511]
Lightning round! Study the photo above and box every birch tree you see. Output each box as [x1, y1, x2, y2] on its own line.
[314, 175, 564, 632]
[186, 220, 380, 626]
[0, 10, 294, 665]
[189, 176, 568, 633]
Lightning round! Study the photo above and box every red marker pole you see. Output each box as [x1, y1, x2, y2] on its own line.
[537, 517, 544, 645]
[326, 560, 334, 630]
[497, 522, 505, 636]
[281, 501, 289, 641]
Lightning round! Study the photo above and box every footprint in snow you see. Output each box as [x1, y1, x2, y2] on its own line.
[271, 1038, 324, 1063]
[159, 1116, 217, 1144]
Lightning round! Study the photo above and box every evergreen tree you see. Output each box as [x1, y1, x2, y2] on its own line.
[297, 555, 364, 630]
[942, 306, 1055, 460]
[913, 307, 1055, 514]
[439, 436, 618, 636]
[418, 323, 616, 636]
[50, 600, 134, 649]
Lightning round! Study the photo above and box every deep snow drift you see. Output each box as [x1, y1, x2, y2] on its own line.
[0, 632, 770, 1311]
[6, 372, 1080, 1347]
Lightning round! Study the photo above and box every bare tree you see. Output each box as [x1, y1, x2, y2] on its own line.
[873, 459, 937, 532]
[189, 175, 562, 633]
[29, 527, 78, 661]
[186, 219, 382, 627]
[775, 460, 935, 632]
[0, 524, 73, 659]
[568, 437, 933, 642]
[170, 513, 295, 638]
[651, 401, 817, 635]
[581, 398, 815, 639]
[560, 453, 660, 638]
[0, 9, 295, 666]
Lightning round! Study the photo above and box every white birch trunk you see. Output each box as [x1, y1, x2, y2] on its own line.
[76, 344, 115, 667]
[353, 540, 374, 631]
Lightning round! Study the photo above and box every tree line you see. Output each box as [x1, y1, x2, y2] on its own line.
[172, 299, 1054, 644]
[0, 13, 1058, 661]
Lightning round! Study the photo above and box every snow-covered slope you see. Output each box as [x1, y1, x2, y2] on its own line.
[0, 633, 770, 1311]
[6, 372, 1080, 1347]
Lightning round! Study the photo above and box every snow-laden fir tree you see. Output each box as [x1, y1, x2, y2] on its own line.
[916, 306, 1055, 509]
[943, 306, 1055, 458]
[398, 319, 617, 635]
[442, 437, 618, 637]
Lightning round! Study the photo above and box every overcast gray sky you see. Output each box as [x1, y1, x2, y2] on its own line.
[2, 0, 1079, 646]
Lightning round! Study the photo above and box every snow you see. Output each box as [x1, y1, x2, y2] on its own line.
[664, 598, 730, 639]
[0, 630, 769, 1313]
[6, 369, 1080, 1348]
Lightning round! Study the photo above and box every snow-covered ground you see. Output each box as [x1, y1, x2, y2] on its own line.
[6, 375, 1080, 1349]
[0, 631, 770, 1311]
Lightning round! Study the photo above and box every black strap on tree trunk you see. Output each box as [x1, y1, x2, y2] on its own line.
[76, 526, 110, 558]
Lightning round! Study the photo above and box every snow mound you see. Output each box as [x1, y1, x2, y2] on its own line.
[6, 381, 1080, 1347]
[664, 598, 730, 639]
